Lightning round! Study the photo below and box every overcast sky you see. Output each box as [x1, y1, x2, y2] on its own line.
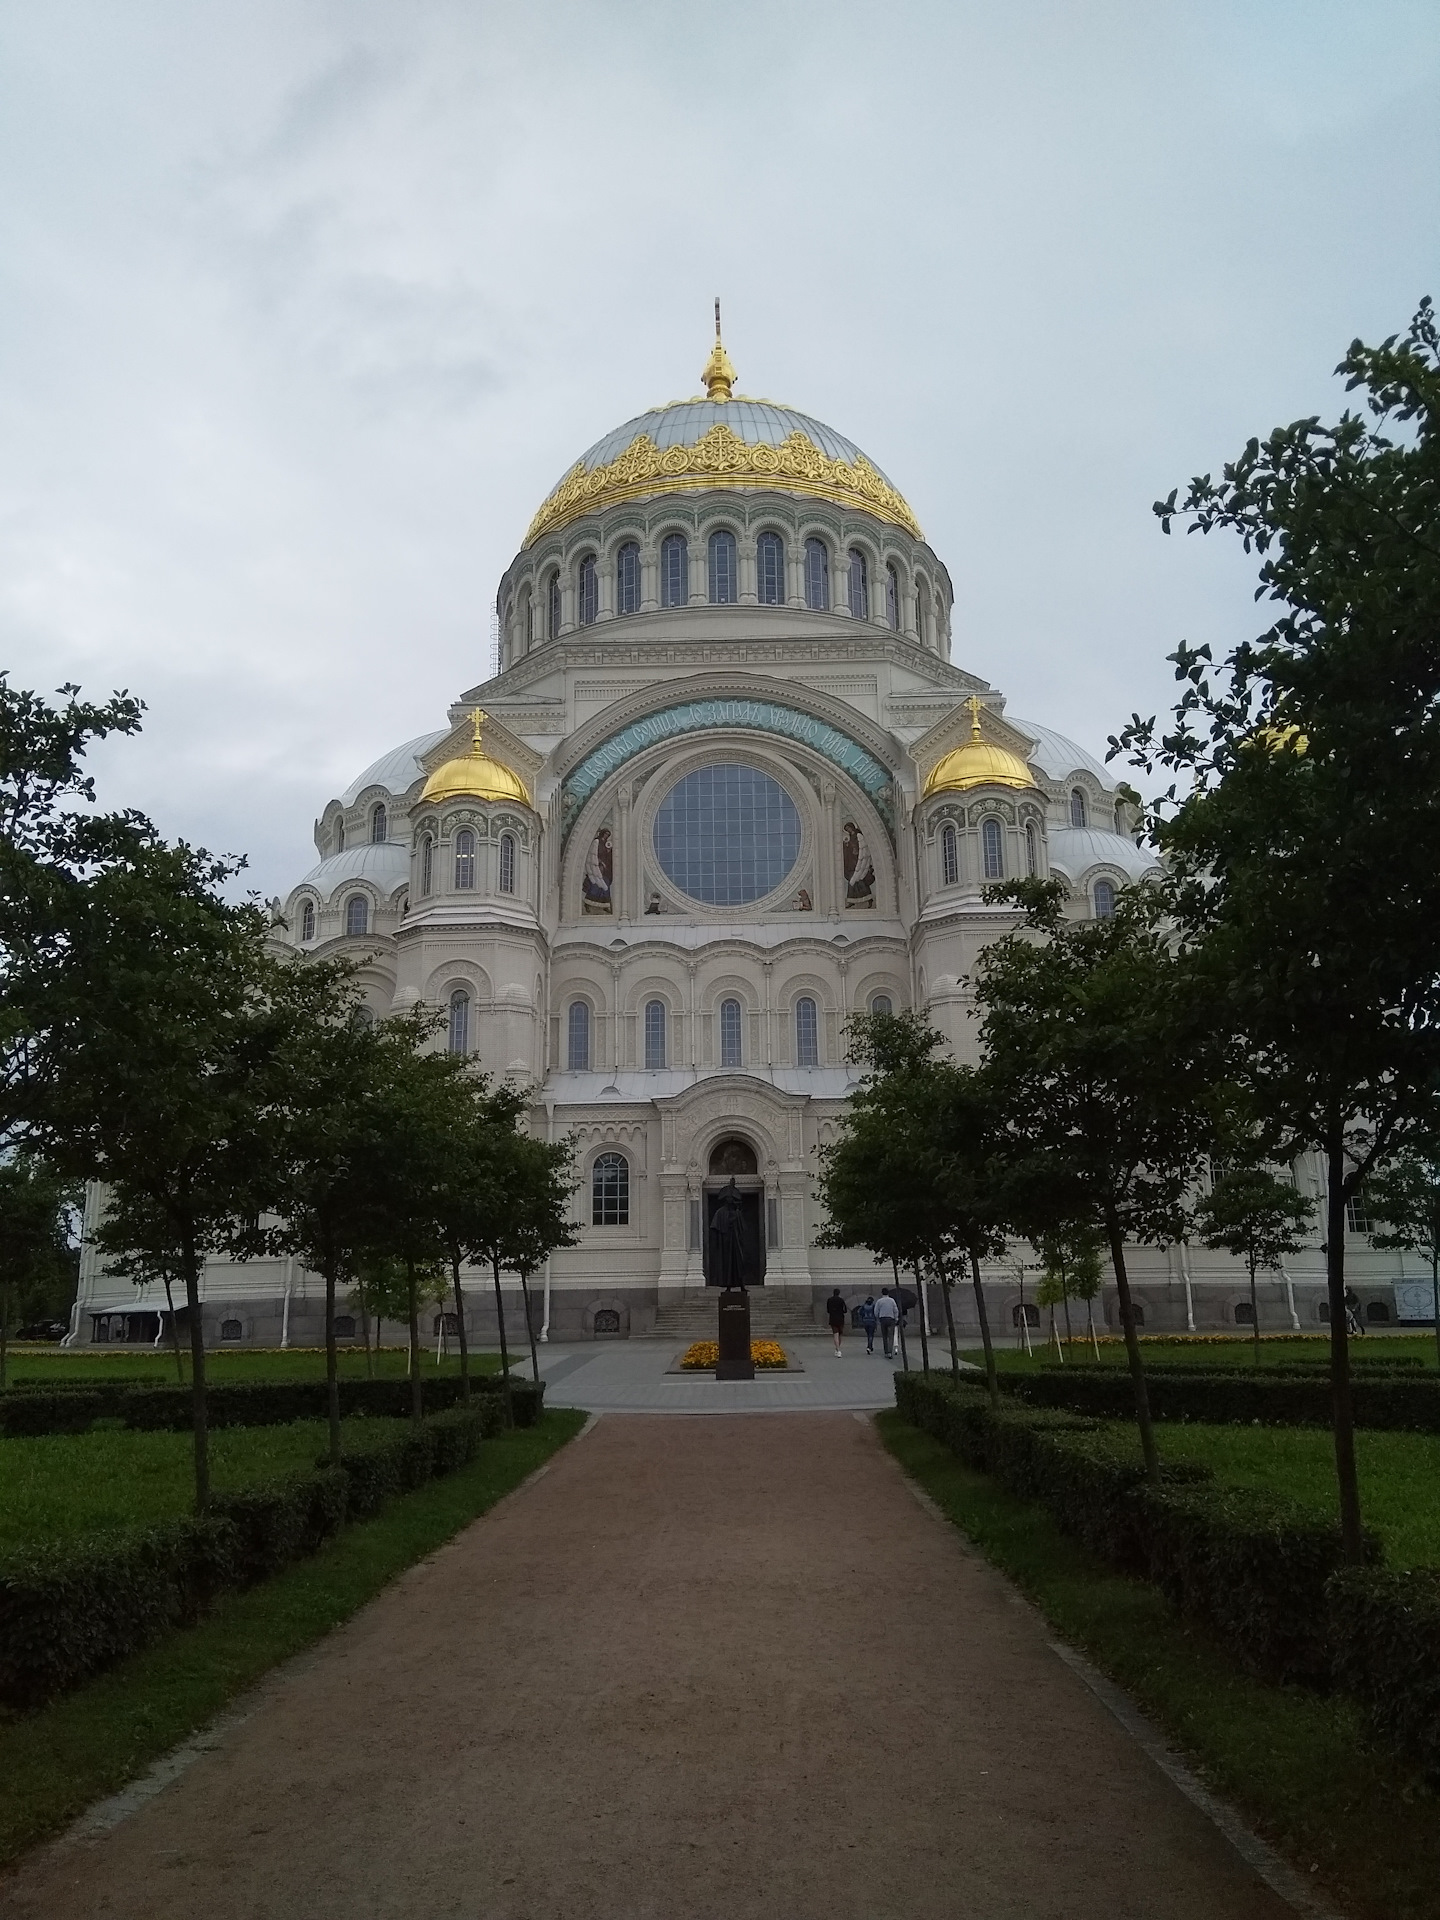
[3, 1, 1438, 899]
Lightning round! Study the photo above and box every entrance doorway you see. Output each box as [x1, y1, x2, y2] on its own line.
[703, 1137, 766, 1287]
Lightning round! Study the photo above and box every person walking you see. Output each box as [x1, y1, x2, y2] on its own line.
[825, 1288, 848, 1355]
[859, 1295, 877, 1355]
[875, 1288, 900, 1358]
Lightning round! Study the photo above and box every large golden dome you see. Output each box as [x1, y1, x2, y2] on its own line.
[420, 711, 531, 807]
[923, 701, 1036, 797]
[523, 327, 922, 548]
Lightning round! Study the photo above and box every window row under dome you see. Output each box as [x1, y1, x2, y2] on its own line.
[418, 829, 517, 897]
[560, 991, 893, 1072]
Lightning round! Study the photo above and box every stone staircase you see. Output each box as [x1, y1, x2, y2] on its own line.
[649, 1288, 821, 1342]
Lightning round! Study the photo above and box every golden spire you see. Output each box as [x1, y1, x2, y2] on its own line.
[469, 707, 487, 754]
[966, 694, 984, 739]
[701, 297, 736, 402]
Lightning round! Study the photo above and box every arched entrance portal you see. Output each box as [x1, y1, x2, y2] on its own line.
[703, 1137, 766, 1286]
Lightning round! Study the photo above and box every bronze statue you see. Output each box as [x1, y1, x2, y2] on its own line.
[709, 1177, 748, 1289]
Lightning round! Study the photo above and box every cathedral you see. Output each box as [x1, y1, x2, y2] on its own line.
[72, 325, 1413, 1346]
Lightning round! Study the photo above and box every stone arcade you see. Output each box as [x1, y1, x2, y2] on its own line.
[72, 328, 1415, 1346]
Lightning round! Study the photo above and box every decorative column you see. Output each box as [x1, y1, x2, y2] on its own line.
[739, 536, 757, 605]
[640, 544, 659, 613]
[598, 555, 615, 621]
[688, 540, 706, 605]
[617, 784, 636, 922]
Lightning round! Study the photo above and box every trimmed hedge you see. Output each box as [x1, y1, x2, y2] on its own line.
[1327, 1568, 1440, 1784]
[0, 1373, 544, 1439]
[894, 1371, 1378, 1680]
[999, 1366, 1440, 1433]
[0, 1403, 495, 1709]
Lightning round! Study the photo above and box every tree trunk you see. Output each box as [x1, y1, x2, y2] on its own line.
[1061, 1285, 1074, 1351]
[324, 1256, 341, 1468]
[0, 1281, 8, 1391]
[492, 1254, 514, 1426]
[968, 1248, 999, 1407]
[450, 1248, 471, 1404]
[406, 1255, 422, 1425]
[162, 1273, 185, 1382]
[361, 1295, 373, 1379]
[1431, 1249, 1439, 1375]
[180, 1232, 210, 1516]
[518, 1269, 541, 1384]
[891, 1260, 909, 1372]
[911, 1262, 931, 1373]
[1326, 1138, 1365, 1563]
[1103, 1201, 1159, 1486]
[940, 1265, 961, 1386]
[1249, 1253, 1261, 1364]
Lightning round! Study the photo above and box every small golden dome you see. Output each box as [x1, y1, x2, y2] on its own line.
[923, 697, 1037, 797]
[420, 710, 531, 807]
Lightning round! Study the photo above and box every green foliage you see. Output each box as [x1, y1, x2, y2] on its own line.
[1001, 1365, 1440, 1439]
[0, 1156, 78, 1378]
[1194, 1163, 1313, 1349]
[1328, 1568, 1440, 1782]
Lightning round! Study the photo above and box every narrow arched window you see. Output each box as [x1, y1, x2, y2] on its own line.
[914, 590, 927, 648]
[1070, 787, 1087, 829]
[660, 534, 688, 607]
[1025, 820, 1038, 877]
[886, 564, 899, 630]
[847, 549, 868, 620]
[870, 993, 893, 1017]
[498, 833, 515, 894]
[757, 531, 785, 605]
[370, 803, 387, 844]
[345, 894, 368, 937]
[448, 989, 470, 1056]
[708, 529, 737, 604]
[592, 1151, 629, 1226]
[1093, 879, 1116, 919]
[567, 1000, 591, 1071]
[804, 538, 829, 610]
[941, 823, 959, 886]
[795, 996, 819, 1067]
[421, 835, 433, 896]
[546, 570, 562, 639]
[300, 899, 315, 942]
[336, 819, 346, 853]
[577, 553, 598, 626]
[644, 998, 667, 1069]
[719, 997, 743, 1067]
[616, 541, 641, 615]
[454, 829, 476, 890]
[982, 817, 1004, 880]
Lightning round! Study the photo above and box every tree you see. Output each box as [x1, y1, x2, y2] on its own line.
[91, 1182, 191, 1383]
[975, 881, 1221, 1483]
[1035, 1224, 1104, 1355]
[1367, 1140, 1440, 1370]
[1194, 1165, 1313, 1360]
[0, 1156, 77, 1387]
[1118, 300, 1440, 1556]
[497, 1132, 579, 1385]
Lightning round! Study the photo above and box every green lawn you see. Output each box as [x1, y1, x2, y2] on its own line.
[0, 1419, 416, 1549]
[878, 1411, 1440, 1920]
[4, 1345, 510, 1386]
[0, 1409, 585, 1867]
[965, 1331, 1439, 1371]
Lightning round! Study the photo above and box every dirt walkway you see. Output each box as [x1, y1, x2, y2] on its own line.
[5, 1414, 1293, 1920]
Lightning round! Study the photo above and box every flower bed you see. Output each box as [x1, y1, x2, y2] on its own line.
[679, 1340, 788, 1370]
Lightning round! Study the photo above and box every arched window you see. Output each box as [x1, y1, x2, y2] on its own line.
[941, 823, 959, 886]
[1070, 787, 1088, 829]
[1093, 879, 1116, 919]
[516, 586, 531, 655]
[345, 894, 368, 937]
[567, 1000, 591, 1071]
[644, 998, 667, 1069]
[335, 819, 346, 853]
[334, 1315, 357, 1339]
[757, 531, 785, 605]
[1346, 1189, 1373, 1235]
[719, 997, 743, 1067]
[914, 590, 927, 648]
[708, 529, 737, 604]
[300, 899, 315, 942]
[454, 829, 476, 890]
[546, 570, 561, 639]
[577, 553, 599, 626]
[870, 993, 893, 1017]
[1367, 1299, 1391, 1324]
[498, 833, 515, 895]
[220, 1317, 243, 1341]
[370, 803, 387, 844]
[660, 533, 689, 608]
[886, 563, 899, 630]
[616, 541, 641, 616]
[982, 817, 1004, 880]
[420, 835, 433, 896]
[795, 995, 819, 1066]
[847, 548, 868, 620]
[1025, 821, 1038, 878]
[1234, 1300, 1255, 1324]
[804, 538, 829, 611]
[432, 1311, 460, 1336]
[1012, 1303, 1039, 1329]
[592, 1151, 629, 1226]
[448, 990, 470, 1056]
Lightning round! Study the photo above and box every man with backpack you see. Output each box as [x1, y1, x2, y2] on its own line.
[874, 1288, 900, 1359]
[859, 1295, 878, 1354]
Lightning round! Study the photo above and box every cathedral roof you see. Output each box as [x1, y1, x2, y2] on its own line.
[297, 842, 411, 900]
[1008, 718, 1118, 790]
[1046, 826, 1161, 883]
[523, 324, 920, 547]
[340, 731, 447, 805]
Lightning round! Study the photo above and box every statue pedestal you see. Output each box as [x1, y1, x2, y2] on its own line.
[715, 1288, 754, 1380]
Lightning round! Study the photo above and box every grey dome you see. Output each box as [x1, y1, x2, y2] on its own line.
[1046, 827, 1161, 884]
[1008, 717, 1118, 790]
[340, 731, 448, 807]
[296, 842, 411, 902]
[563, 398, 900, 491]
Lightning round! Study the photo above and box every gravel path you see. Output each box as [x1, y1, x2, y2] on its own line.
[6, 1414, 1295, 1920]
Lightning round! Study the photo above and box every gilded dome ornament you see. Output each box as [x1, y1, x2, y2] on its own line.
[420, 708, 532, 807]
[701, 298, 737, 402]
[922, 696, 1037, 797]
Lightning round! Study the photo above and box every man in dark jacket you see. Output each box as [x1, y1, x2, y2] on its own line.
[825, 1288, 848, 1355]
